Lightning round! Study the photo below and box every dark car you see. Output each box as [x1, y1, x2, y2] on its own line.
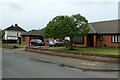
[30, 39, 45, 46]
[49, 39, 64, 47]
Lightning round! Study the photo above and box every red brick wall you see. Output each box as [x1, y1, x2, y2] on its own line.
[94, 35, 97, 48]
[21, 36, 30, 45]
[30, 36, 43, 41]
[97, 35, 119, 47]
[72, 35, 119, 47]
[44, 39, 49, 46]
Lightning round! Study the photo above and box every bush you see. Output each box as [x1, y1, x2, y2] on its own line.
[97, 45, 119, 49]
[103, 44, 107, 47]
[77, 46, 87, 48]
[13, 45, 18, 49]
[63, 40, 70, 48]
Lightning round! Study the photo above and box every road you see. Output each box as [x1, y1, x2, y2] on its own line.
[2, 48, 118, 78]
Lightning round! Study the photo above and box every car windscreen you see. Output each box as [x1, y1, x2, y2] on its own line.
[49, 40, 54, 42]
[30, 40, 34, 42]
[36, 40, 43, 43]
[55, 40, 62, 42]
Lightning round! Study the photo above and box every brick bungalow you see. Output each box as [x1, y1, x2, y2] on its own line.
[73, 19, 120, 48]
[21, 19, 120, 48]
[21, 29, 44, 45]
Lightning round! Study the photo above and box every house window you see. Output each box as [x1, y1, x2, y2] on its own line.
[112, 35, 120, 43]
[23, 36, 26, 41]
[72, 36, 84, 44]
[118, 36, 120, 42]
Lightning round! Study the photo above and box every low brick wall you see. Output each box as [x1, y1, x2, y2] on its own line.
[25, 47, 120, 63]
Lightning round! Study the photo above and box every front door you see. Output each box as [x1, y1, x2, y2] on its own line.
[87, 34, 94, 47]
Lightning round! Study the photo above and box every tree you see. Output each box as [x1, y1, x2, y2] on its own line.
[44, 14, 89, 49]
[0, 30, 5, 40]
[0, 30, 2, 40]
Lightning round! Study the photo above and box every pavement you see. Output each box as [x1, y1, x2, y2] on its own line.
[14, 48, 120, 72]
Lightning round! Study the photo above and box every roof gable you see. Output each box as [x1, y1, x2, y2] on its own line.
[4, 24, 26, 32]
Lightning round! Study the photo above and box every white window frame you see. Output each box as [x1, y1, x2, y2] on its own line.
[112, 35, 120, 43]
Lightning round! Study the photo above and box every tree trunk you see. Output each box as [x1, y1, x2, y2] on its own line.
[70, 37, 74, 50]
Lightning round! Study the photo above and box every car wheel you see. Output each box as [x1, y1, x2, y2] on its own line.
[55, 44, 58, 47]
[49, 45, 52, 47]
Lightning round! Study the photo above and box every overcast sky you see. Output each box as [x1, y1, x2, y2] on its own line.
[0, 0, 119, 31]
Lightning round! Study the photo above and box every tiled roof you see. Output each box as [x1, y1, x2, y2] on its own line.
[4, 24, 26, 32]
[21, 29, 44, 36]
[89, 19, 119, 34]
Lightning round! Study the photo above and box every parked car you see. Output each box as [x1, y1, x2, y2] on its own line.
[49, 39, 64, 47]
[30, 39, 45, 46]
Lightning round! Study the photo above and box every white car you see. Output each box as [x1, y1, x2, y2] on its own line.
[49, 39, 64, 47]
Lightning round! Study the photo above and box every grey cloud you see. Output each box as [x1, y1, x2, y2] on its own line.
[4, 2, 23, 11]
[9, 3, 22, 11]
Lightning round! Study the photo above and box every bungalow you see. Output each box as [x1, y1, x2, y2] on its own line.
[3, 24, 26, 43]
[21, 29, 44, 45]
[73, 19, 120, 48]
[21, 19, 120, 48]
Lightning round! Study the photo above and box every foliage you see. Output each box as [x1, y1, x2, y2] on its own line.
[0, 29, 2, 40]
[44, 14, 89, 49]
[12, 44, 24, 48]
[63, 39, 70, 48]
[0, 30, 5, 40]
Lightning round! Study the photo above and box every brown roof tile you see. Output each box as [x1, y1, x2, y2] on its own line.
[21, 29, 44, 36]
[4, 24, 26, 32]
[89, 19, 119, 34]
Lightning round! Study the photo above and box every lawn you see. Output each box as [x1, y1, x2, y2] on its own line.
[48, 47, 119, 55]
[0, 41, 2, 47]
[9, 44, 24, 48]
[2, 43, 24, 48]
[0, 41, 2, 44]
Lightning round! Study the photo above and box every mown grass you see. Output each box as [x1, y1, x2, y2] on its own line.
[2, 43, 24, 48]
[0, 41, 2, 47]
[48, 47, 119, 55]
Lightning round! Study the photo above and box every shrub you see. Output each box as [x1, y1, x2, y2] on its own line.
[13, 45, 18, 49]
[77, 46, 87, 48]
[63, 40, 71, 48]
[96, 46, 101, 48]
[103, 44, 107, 47]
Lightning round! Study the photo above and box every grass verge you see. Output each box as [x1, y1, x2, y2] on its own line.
[48, 47, 119, 55]
[2, 43, 24, 48]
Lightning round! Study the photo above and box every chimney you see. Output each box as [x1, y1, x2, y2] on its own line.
[11, 25, 14, 27]
[15, 24, 18, 27]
